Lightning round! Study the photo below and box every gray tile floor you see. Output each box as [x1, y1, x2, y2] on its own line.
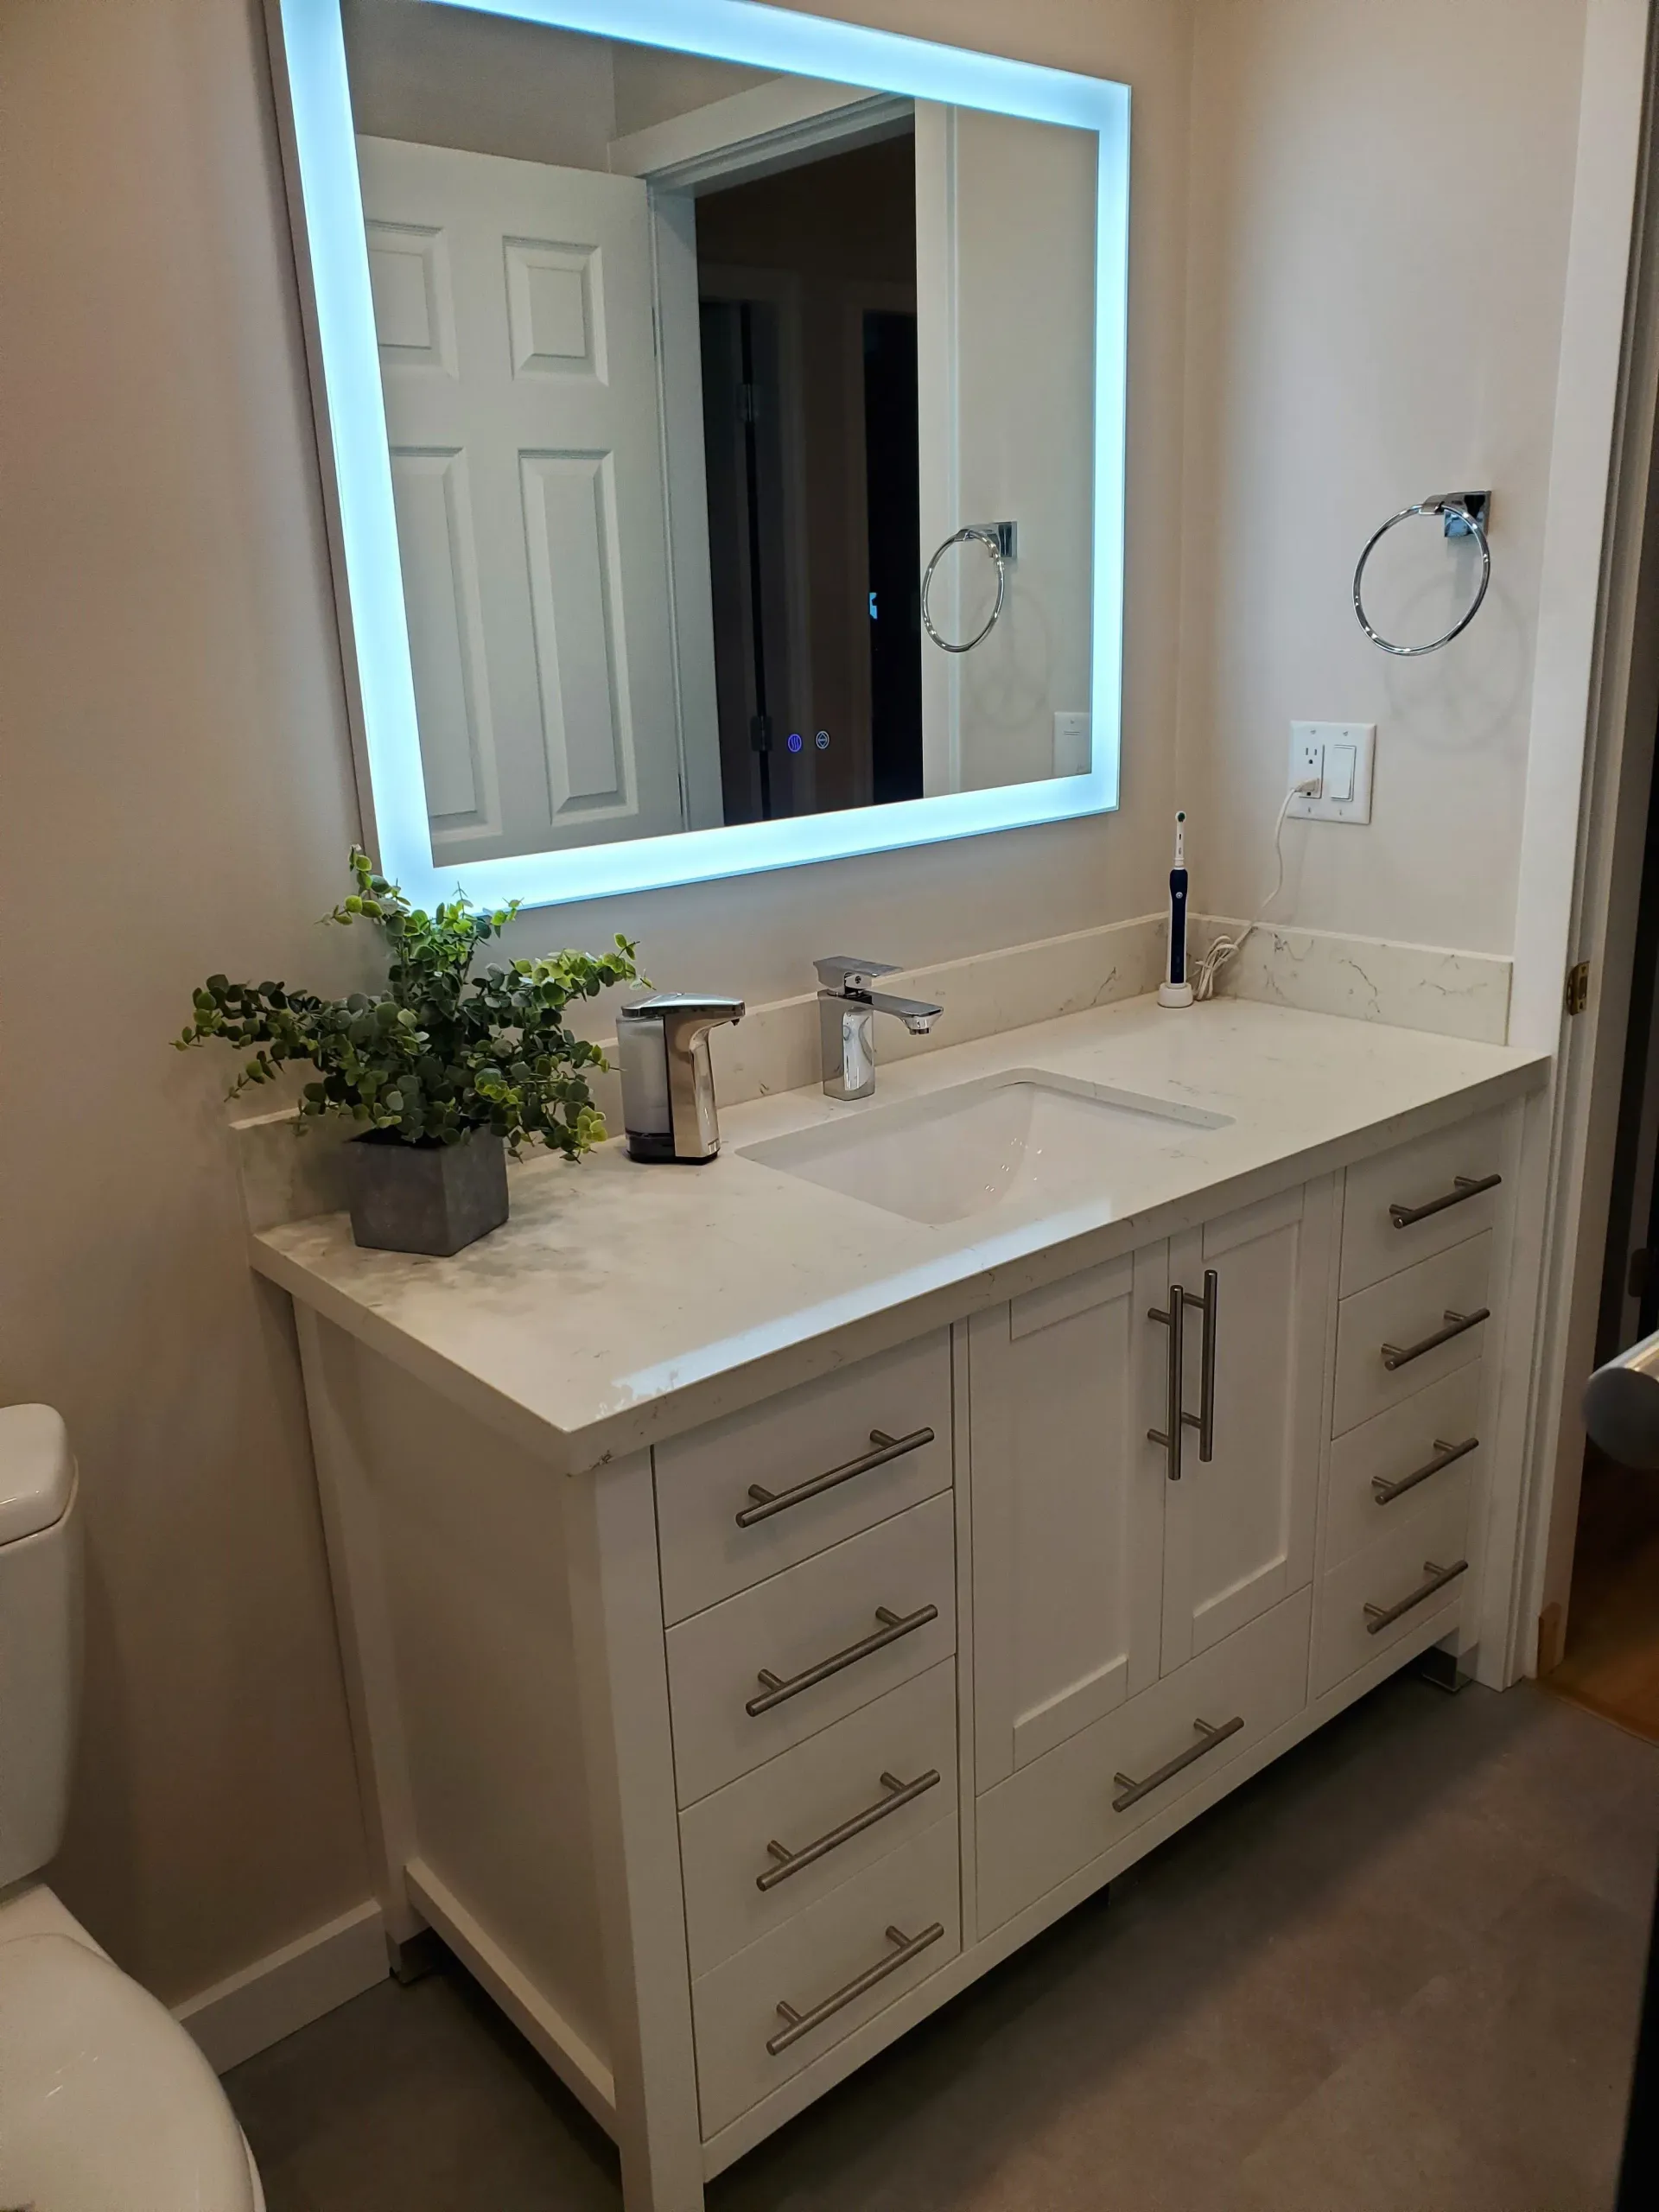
[228, 1675, 1659, 2212]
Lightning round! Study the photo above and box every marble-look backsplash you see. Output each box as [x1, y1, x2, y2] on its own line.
[230, 910, 1510, 1229]
[1186, 915, 1511, 1045]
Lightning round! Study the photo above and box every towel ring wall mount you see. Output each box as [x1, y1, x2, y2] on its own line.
[921, 521, 1018, 653]
[1352, 491, 1491, 657]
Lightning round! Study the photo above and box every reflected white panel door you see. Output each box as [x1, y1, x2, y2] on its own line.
[1159, 1181, 1333, 1671]
[358, 137, 687, 863]
[969, 1249, 1166, 1794]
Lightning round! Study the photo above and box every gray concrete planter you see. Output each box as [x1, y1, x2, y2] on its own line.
[343, 1129, 508, 1256]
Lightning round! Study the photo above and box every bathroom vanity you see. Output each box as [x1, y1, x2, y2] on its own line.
[251, 994, 1547, 2212]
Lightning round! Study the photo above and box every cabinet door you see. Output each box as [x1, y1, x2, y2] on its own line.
[969, 1248, 1166, 1793]
[1160, 1180, 1333, 1670]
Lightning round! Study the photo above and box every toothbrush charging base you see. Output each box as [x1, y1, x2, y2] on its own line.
[1158, 981, 1195, 1009]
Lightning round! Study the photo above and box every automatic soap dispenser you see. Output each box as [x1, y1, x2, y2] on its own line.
[617, 995, 745, 1163]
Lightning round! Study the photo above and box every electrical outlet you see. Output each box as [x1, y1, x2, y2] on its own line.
[1053, 712, 1091, 777]
[1287, 721, 1375, 823]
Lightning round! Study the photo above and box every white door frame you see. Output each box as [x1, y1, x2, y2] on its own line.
[1502, 0, 1659, 1680]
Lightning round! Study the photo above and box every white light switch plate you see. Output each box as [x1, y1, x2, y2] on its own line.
[1288, 721, 1375, 823]
[1053, 712, 1091, 778]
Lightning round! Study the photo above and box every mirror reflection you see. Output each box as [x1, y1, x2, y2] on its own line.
[343, 0, 1097, 864]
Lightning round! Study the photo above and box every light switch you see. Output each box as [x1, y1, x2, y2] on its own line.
[1287, 721, 1374, 823]
[1053, 712, 1091, 777]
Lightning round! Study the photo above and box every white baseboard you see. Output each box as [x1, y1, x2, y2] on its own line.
[174, 1898, 387, 2074]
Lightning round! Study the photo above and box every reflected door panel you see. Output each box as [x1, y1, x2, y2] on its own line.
[359, 136, 692, 862]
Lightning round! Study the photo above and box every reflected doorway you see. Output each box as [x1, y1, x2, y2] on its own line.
[696, 132, 920, 824]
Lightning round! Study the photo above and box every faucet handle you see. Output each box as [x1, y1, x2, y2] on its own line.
[814, 955, 899, 994]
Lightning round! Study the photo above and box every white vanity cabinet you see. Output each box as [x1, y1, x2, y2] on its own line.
[968, 1179, 1333, 1931]
[270, 1073, 1529, 2212]
[1312, 1109, 1509, 1697]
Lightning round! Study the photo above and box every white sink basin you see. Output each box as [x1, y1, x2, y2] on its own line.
[739, 1069, 1231, 1227]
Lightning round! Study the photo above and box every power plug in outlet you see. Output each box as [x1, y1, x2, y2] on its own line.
[1287, 722, 1375, 823]
[1292, 734, 1325, 797]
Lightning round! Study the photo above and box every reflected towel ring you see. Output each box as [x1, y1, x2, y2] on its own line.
[1352, 492, 1491, 657]
[921, 523, 1014, 653]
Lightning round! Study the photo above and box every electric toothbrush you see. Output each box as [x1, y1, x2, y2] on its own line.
[1159, 810, 1194, 1009]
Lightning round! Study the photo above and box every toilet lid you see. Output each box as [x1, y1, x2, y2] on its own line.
[0, 1933, 257, 2212]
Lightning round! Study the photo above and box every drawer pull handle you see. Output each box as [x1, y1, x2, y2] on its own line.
[1372, 1435, 1479, 1504]
[766, 1920, 945, 2055]
[1148, 1272, 1217, 1479]
[737, 1426, 936, 1527]
[758, 1768, 943, 1891]
[1381, 1307, 1490, 1371]
[1363, 1556, 1468, 1633]
[1389, 1173, 1502, 1229]
[746, 1604, 940, 1717]
[1112, 1713, 1243, 1812]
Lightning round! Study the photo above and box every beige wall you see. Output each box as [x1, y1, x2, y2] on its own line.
[0, 0, 1191, 2003]
[0, 0, 377, 1999]
[0, 0, 1606, 2010]
[1178, 0, 1589, 952]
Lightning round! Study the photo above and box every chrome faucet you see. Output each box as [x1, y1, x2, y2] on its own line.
[815, 957, 943, 1102]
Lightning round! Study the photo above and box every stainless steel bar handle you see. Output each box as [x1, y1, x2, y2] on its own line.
[1363, 1557, 1468, 1635]
[1381, 1306, 1490, 1371]
[1389, 1173, 1502, 1229]
[1371, 1435, 1478, 1505]
[1148, 1285, 1190, 1481]
[1193, 1269, 1218, 1462]
[757, 1768, 942, 1891]
[1149, 1275, 1217, 1476]
[766, 1921, 946, 2055]
[746, 1603, 939, 1717]
[737, 1426, 935, 1528]
[1112, 1714, 1244, 1813]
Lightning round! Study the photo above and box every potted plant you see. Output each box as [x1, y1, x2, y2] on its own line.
[177, 849, 641, 1255]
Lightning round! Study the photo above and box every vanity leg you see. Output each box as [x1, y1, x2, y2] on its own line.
[386, 1928, 443, 1986]
[567, 1452, 706, 2212]
[1409, 1640, 1472, 1695]
[294, 1307, 425, 1950]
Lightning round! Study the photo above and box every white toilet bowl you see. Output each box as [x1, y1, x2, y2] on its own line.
[0, 1406, 266, 2212]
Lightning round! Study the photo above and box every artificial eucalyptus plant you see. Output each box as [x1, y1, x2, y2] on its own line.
[176, 849, 640, 1156]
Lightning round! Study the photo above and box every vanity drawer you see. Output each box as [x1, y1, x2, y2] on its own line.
[666, 1493, 956, 1806]
[1323, 1364, 1484, 1572]
[679, 1662, 957, 1978]
[1340, 1112, 1505, 1296]
[691, 1815, 960, 2139]
[655, 1332, 952, 1624]
[1332, 1231, 1493, 1436]
[974, 1588, 1310, 1937]
[1313, 1477, 1472, 1696]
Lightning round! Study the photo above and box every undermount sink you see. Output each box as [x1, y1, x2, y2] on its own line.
[738, 1069, 1232, 1227]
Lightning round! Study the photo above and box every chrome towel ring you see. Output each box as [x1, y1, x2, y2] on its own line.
[1352, 491, 1491, 657]
[921, 522, 1015, 653]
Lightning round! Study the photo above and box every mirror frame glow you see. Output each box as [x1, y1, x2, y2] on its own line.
[270, 0, 1129, 912]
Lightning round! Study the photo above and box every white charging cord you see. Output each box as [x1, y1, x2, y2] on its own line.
[1192, 777, 1320, 1001]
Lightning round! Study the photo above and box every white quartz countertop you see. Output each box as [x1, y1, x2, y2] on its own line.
[251, 995, 1548, 1474]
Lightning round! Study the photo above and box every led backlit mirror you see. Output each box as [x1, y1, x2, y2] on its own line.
[272, 0, 1128, 908]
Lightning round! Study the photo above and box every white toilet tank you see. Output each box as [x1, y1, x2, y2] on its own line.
[0, 1405, 81, 1891]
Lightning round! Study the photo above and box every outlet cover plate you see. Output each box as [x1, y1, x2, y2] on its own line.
[1288, 721, 1375, 823]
